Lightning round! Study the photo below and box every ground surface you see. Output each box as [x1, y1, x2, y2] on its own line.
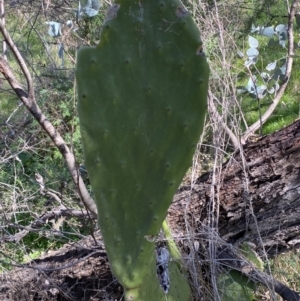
[1, 119, 300, 301]
[0, 231, 123, 301]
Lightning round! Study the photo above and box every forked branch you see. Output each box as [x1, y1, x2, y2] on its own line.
[241, 0, 298, 143]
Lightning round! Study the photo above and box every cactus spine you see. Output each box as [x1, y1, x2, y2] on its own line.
[76, 0, 209, 300]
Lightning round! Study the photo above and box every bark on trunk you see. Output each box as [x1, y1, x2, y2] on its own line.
[168, 119, 300, 255]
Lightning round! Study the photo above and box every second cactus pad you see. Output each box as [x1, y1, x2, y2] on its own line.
[77, 0, 209, 299]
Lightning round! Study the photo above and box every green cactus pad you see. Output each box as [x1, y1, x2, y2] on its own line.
[77, 0, 209, 299]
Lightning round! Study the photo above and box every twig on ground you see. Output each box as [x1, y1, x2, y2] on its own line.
[0, 205, 92, 243]
[217, 244, 300, 301]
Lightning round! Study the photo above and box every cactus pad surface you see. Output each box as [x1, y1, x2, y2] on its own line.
[77, 0, 209, 300]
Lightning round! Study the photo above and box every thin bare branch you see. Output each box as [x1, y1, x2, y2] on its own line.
[0, 0, 6, 61]
[0, 23, 97, 217]
[0, 205, 91, 243]
[208, 92, 240, 149]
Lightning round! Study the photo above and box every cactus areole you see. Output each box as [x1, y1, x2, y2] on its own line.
[76, 0, 209, 300]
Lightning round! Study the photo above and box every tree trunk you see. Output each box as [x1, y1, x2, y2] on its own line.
[1, 120, 300, 301]
[168, 119, 300, 256]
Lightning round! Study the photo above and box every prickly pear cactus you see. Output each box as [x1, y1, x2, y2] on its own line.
[76, 0, 209, 300]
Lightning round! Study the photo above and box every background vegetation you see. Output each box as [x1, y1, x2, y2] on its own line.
[0, 0, 299, 300]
